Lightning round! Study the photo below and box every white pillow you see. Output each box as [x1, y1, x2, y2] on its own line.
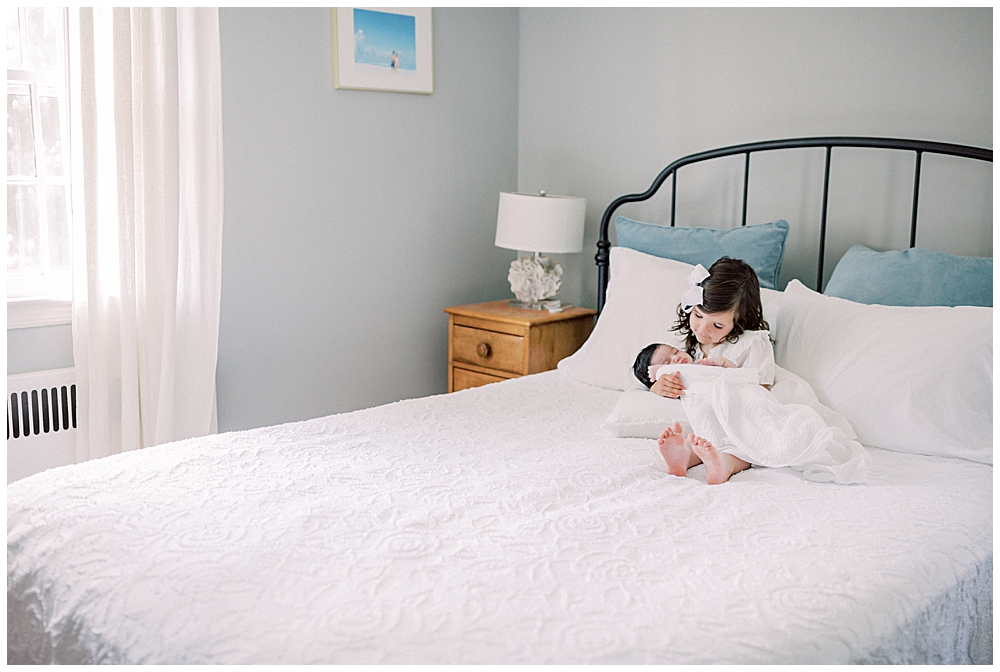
[558, 247, 782, 391]
[601, 389, 688, 439]
[773, 280, 992, 464]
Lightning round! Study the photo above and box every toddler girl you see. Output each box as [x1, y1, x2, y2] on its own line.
[637, 257, 773, 484]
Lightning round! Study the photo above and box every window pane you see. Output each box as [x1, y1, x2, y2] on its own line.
[44, 184, 70, 268]
[7, 93, 36, 177]
[39, 95, 64, 176]
[7, 186, 20, 271]
[7, 7, 22, 69]
[22, 7, 61, 71]
[7, 184, 41, 272]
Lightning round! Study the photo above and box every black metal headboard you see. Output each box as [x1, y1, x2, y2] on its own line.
[596, 136, 993, 314]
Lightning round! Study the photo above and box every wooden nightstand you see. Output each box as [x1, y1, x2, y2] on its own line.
[444, 300, 596, 392]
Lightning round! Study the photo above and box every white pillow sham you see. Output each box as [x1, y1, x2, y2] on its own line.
[557, 247, 782, 391]
[773, 280, 992, 464]
[601, 389, 688, 439]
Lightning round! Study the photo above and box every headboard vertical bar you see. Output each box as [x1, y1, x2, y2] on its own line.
[596, 241, 610, 314]
[670, 171, 677, 227]
[817, 146, 833, 292]
[741, 152, 750, 226]
[909, 150, 923, 248]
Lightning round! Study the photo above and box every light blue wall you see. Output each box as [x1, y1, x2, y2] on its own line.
[6, 324, 74, 375]
[215, 8, 519, 431]
[8, 9, 991, 433]
[517, 8, 992, 306]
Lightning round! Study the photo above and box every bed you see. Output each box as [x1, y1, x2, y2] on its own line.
[8, 137, 992, 664]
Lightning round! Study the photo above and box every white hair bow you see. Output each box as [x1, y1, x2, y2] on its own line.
[680, 264, 710, 313]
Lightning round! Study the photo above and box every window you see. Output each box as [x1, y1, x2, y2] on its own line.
[7, 7, 72, 327]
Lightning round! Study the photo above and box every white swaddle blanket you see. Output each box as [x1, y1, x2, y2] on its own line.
[652, 364, 870, 484]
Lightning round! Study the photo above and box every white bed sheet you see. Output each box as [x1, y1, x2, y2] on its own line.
[7, 371, 992, 664]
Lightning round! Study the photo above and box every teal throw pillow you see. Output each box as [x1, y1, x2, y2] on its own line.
[614, 216, 789, 289]
[824, 245, 992, 307]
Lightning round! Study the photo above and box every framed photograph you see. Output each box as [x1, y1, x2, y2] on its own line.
[332, 7, 433, 94]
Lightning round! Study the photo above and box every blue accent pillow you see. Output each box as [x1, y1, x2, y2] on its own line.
[824, 245, 993, 307]
[614, 216, 789, 289]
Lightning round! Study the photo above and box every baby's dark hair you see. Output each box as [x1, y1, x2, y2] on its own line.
[632, 343, 662, 389]
[673, 257, 769, 358]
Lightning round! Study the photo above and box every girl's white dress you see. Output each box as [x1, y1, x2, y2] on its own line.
[656, 330, 869, 484]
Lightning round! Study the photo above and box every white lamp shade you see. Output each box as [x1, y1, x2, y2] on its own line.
[495, 192, 586, 254]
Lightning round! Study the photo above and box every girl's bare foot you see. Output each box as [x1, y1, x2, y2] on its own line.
[658, 422, 697, 476]
[689, 434, 750, 485]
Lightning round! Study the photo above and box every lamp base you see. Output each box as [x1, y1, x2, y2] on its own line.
[509, 298, 565, 312]
[507, 254, 565, 312]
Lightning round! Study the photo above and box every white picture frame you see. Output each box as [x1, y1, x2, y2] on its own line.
[332, 7, 433, 94]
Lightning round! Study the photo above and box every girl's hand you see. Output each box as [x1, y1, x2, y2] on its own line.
[697, 357, 736, 369]
[651, 372, 685, 398]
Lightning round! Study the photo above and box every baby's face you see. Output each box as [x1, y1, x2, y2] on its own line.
[650, 344, 692, 366]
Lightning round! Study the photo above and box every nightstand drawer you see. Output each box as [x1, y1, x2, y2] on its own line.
[452, 367, 509, 391]
[451, 325, 524, 373]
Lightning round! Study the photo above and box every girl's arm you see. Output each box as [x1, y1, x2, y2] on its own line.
[728, 330, 775, 386]
[697, 356, 771, 388]
[748, 331, 776, 387]
[696, 357, 736, 368]
[698, 331, 776, 386]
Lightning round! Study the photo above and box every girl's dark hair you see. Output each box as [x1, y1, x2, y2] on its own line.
[672, 257, 769, 358]
[632, 343, 662, 389]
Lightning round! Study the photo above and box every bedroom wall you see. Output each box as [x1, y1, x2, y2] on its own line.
[216, 8, 519, 431]
[517, 8, 993, 307]
[7, 7, 991, 433]
[6, 324, 74, 375]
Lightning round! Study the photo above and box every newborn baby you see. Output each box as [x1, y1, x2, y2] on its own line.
[632, 343, 693, 389]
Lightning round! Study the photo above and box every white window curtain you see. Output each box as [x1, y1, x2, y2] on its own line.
[68, 7, 224, 461]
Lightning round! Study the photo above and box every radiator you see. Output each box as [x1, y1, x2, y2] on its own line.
[7, 368, 77, 484]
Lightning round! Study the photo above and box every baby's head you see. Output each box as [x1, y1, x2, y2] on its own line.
[632, 343, 691, 388]
[674, 257, 768, 354]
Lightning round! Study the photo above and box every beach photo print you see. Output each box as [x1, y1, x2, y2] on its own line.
[332, 8, 433, 94]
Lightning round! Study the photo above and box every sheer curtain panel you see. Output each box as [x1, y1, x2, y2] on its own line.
[69, 8, 224, 461]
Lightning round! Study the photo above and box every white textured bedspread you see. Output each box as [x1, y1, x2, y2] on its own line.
[7, 372, 992, 664]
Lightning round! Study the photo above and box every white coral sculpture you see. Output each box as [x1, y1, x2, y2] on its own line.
[508, 255, 562, 303]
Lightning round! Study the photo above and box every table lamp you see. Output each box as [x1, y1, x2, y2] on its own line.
[494, 191, 586, 310]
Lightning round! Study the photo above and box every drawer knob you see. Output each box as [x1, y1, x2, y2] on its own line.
[476, 342, 491, 358]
